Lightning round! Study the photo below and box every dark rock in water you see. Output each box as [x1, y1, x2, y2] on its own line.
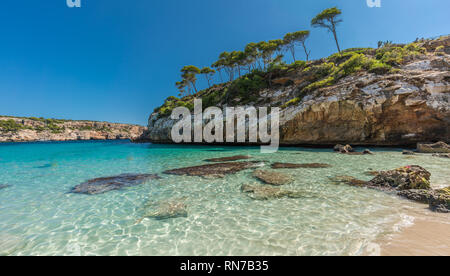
[368, 165, 431, 191]
[363, 149, 374, 155]
[334, 144, 354, 153]
[271, 162, 331, 169]
[0, 184, 11, 190]
[205, 155, 252, 162]
[417, 141, 450, 153]
[398, 187, 450, 213]
[432, 153, 450, 158]
[397, 189, 435, 204]
[402, 150, 416, 155]
[140, 199, 188, 221]
[253, 170, 292, 186]
[241, 184, 314, 200]
[429, 187, 450, 213]
[72, 173, 161, 195]
[163, 162, 259, 177]
[329, 176, 368, 187]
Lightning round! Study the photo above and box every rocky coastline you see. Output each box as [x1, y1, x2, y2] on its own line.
[0, 116, 146, 143]
[142, 36, 450, 147]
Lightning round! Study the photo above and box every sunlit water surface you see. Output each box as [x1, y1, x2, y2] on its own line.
[0, 141, 448, 256]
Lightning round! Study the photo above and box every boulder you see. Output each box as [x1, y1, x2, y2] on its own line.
[398, 187, 450, 213]
[71, 173, 161, 195]
[429, 187, 450, 213]
[402, 150, 415, 155]
[253, 170, 292, 186]
[368, 165, 431, 191]
[271, 162, 331, 169]
[417, 141, 450, 153]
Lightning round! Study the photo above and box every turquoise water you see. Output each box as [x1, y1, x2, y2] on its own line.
[0, 140, 448, 256]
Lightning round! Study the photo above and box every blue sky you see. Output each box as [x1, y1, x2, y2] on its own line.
[1, 0, 449, 125]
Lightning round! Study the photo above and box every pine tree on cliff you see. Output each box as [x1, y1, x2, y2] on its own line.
[311, 7, 343, 53]
[200, 67, 216, 88]
[180, 65, 201, 94]
[283, 30, 311, 61]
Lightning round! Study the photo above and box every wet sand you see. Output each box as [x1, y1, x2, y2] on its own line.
[379, 206, 450, 256]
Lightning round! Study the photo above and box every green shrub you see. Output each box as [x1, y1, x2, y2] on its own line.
[0, 119, 27, 132]
[304, 76, 336, 92]
[376, 43, 426, 66]
[281, 97, 301, 109]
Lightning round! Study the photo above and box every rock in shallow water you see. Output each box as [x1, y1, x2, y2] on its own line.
[253, 170, 292, 186]
[204, 155, 252, 162]
[71, 173, 161, 195]
[368, 165, 431, 191]
[140, 199, 188, 221]
[398, 188, 450, 213]
[163, 162, 260, 177]
[241, 184, 315, 201]
[329, 176, 368, 187]
[417, 141, 450, 153]
[271, 163, 331, 169]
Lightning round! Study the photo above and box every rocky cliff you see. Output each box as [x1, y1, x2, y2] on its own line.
[0, 116, 146, 143]
[143, 36, 450, 146]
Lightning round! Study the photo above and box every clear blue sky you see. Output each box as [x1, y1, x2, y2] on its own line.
[1, 0, 449, 125]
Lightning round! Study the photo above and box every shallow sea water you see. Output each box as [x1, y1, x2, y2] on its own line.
[0, 140, 448, 256]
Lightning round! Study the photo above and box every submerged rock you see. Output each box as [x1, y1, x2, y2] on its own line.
[432, 153, 450, 158]
[271, 162, 332, 169]
[163, 162, 259, 177]
[368, 165, 431, 191]
[241, 184, 313, 200]
[402, 150, 416, 155]
[329, 176, 368, 187]
[140, 199, 188, 221]
[71, 173, 161, 195]
[205, 155, 252, 162]
[363, 149, 374, 155]
[253, 170, 292, 186]
[0, 184, 11, 190]
[417, 141, 450, 153]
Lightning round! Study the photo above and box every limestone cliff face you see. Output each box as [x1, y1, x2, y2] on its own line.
[143, 37, 450, 146]
[0, 117, 146, 143]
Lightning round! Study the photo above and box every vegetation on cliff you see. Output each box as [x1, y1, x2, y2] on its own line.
[153, 7, 446, 120]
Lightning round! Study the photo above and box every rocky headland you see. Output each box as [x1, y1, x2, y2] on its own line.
[0, 116, 146, 143]
[142, 36, 450, 147]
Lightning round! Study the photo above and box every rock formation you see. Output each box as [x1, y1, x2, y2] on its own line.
[71, 173, 161, 195]
[142, 36, 450, 147]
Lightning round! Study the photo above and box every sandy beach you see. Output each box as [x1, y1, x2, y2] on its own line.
[380, 204, 450, 256]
